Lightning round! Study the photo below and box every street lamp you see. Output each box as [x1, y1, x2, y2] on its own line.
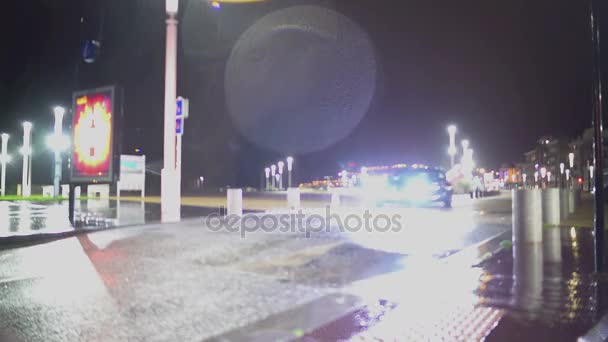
[286, 156, 294, 188]
[274, 173, 280, 188]
[447, 125, 457, 168]
[461, 139, 469, 153]
[559, 162, 566, 189]
[277, 161, 285, 190]
[264, 167, 271, 191]
[21, 122, 33, 197]
[48, 106, 67, 198]
[161, 0, 180, 222]
[569, 152, 575, 169]
[0, 133, 10, 197]
[271, 164, 276, 190]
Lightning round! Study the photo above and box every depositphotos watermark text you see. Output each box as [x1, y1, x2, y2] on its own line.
[205, 206, 403, 238]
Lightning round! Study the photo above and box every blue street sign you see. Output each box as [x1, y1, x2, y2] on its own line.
[176, 117, 184, 135]
[176, 97, 189, 118]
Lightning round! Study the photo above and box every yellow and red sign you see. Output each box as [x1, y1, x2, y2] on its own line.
[70, 87, 117, 183]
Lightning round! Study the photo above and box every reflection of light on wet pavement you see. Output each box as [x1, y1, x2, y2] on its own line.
[343, 206, 477, 255]
[337, 248, 504, 340]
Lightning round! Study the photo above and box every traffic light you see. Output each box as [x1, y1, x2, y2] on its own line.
[578, 177, 584, 184]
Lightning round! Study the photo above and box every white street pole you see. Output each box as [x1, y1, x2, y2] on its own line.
[0, 134, 9, 197]
[278, 161, 284, 191]
[265, 167, 271, 191]
[287, 156, 294, 188]
[53, 106, 65, 198]
[22, 122, 32, 197]
[176, 133, 182, 202]
[447, 125, 456, 168]
[161, 0, 180, 222]
[271, 165, 276, 190]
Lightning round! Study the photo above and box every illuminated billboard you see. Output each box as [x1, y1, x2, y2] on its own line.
[70, 86, 120, 183]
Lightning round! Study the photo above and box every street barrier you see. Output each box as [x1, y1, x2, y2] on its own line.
[541, 188, 560, 226]
[512, 189, 542, 243]
[559, 189, 570, 220]
[227, 189, 243, 217]
[287, 188, 301, 209]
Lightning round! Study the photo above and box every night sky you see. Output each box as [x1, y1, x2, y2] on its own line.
[0, 0, 596, 190]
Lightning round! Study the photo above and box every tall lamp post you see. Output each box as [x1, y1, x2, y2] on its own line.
[270, 165, 276, 190]
[277, 161, 284, 190]
[0, 134, 10, 197]
[447, 125, 457, 168]
[286, 156, 294, 188]
[21, 122, 33, 197]
[50, 106, 66, 198]
[560, 163, 565, 188]
[162, 0, 180, 222]
[264, 167, 271, 191]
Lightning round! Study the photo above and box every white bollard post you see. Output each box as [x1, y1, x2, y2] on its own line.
[513, 243, 543, 314]
[559, 189, 570, 220]
[512, 189, 542, 243]
[287, 188, 301, 209]
[541, 188, 560, 226]
[227, 189, 243, 217]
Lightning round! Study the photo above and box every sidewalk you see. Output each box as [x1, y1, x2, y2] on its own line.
[562, 192, 608, 228]
[308, 227, 608, 341]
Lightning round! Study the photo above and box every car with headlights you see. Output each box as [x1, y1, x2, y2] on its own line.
[361, 166, 453, 208]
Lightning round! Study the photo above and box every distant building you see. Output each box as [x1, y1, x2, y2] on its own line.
[517, 128, 608, 190]
[517, 136, 568, 187]
[568, 128, 608, 190]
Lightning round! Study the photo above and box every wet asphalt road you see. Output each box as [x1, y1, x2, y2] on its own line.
[0, 194, 512, 341]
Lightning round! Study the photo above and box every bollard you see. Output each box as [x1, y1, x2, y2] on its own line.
[543, 227, 562, 263]
[227, 189, 243, 217]
[512, 189, 542, 243]
[559, 189, 570, 220]
[287, 188, 301, 209]
[541, 188, 560, 226]
[513, 242, 543, 315]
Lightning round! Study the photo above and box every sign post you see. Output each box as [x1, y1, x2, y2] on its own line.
[175, 97, 188, 203]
